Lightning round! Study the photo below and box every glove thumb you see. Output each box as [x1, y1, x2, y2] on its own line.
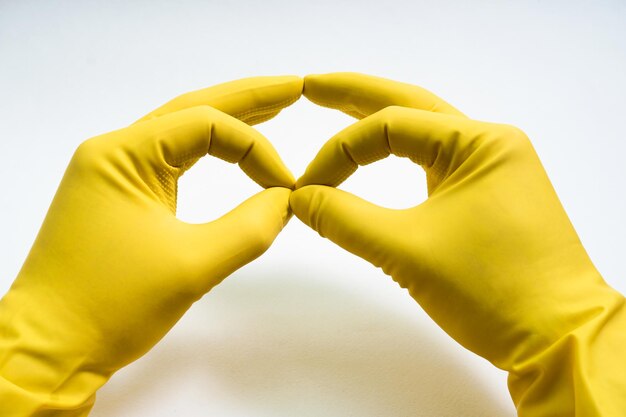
[186, 187, 292, 291]
[290, 185, 397, 269]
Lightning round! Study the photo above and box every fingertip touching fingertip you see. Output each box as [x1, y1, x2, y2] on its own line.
[294, 177, 315, 191]
[302, 73, 329, 98]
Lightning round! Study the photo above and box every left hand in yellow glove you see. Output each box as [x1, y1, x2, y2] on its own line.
[0, 76, 302, 416]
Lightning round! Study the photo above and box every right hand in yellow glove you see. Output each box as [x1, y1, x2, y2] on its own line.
[292, 73, 626, 416]
[0, 76, 301, 416]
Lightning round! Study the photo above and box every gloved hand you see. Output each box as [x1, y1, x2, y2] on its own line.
[0, 76, 302, 416]
[291, 73, 626, 417]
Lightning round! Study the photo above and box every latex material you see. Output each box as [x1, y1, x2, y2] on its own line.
[0, 76, 302, 416]
[292, 73, 626, 416]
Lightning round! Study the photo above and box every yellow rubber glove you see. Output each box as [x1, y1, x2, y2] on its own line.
[292, 73, 626, 416]
[0, 76, 302, 416]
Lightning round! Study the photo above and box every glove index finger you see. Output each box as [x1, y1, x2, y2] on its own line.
[207, 108, 296, 188]
[133, 106, 295, 190]
[296, 106, 481, 190]
[136, 75, 303, 125]
[303, 72, 466, 119]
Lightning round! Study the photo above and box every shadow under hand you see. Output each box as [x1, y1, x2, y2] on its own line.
[91, 268, 515, 417]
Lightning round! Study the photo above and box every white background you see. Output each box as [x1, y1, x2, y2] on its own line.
[1, 1, 625, 416]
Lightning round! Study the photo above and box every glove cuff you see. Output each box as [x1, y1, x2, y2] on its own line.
[507, 287, 626, 417]
[0, 288, 108, 416]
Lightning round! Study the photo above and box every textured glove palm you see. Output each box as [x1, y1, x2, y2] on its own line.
[0, 76, 302, 416]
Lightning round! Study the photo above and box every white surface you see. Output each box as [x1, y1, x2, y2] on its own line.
[1, 1, 625, 416]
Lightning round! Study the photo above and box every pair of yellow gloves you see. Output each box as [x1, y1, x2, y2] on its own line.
[0, 74, 624, 416]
